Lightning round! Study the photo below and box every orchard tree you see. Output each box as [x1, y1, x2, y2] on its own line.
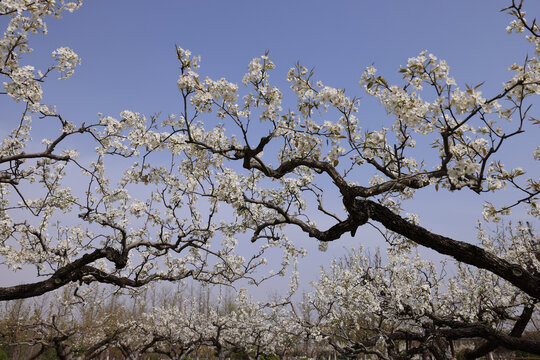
[0, 285, 304, 360]
[0, 0, 296, 301]
[300, 222, 539, 359]
[0, 284, 132, 359]
[0, 0, 539, 326]
[166, 0, 539, 298]
[114, 289, 307, 360]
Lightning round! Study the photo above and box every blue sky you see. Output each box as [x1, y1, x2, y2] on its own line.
[12, 0, 537, 121]
[1, 0, 539, 298]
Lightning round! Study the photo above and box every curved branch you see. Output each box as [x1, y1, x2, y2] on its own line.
[0, 247, 125, 301]
[360, 199, 540, 300]
[463, 305, 535, 360]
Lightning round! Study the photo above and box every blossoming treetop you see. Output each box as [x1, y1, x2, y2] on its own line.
[0, 0, 538, 303]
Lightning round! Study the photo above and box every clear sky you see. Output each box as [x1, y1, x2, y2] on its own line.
[1, 0, 539, 298]
[7, 0, 538, 122]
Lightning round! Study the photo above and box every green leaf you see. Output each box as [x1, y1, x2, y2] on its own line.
[474, 81, 485, 89]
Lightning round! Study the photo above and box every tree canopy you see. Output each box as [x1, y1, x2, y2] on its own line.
[0, 0, 539, 358]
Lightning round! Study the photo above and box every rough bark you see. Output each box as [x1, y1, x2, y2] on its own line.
[0, 247, 126, 301]
[357, 199, 540, 300]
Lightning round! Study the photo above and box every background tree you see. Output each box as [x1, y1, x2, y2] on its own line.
[299, 222, 539, 359]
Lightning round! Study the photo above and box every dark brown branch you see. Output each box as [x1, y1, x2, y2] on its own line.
[463, 305, 535, 360]
[0, 247, 125, 301]
[359, 199, 540, 300]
